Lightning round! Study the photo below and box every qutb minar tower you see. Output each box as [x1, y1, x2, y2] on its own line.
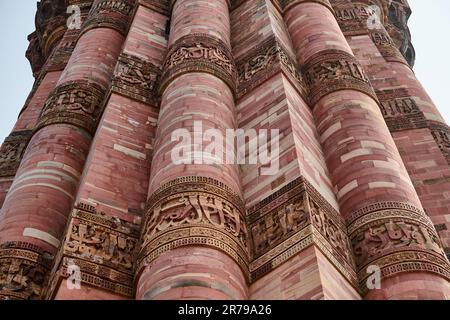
[0, 0, 449, 300]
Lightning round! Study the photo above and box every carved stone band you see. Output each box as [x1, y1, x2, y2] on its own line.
[80, 0, 136, 37]
[159, 34, 237, 94]
[236, 36, 307, 100]
[112, 52, 161, 105]
[303, 49, 377, 105]
[347, 204, 450, 292]
[0, 130, 32, 178]
[280, 0, 334, 16]
[248, 177, 357, 285]
[45, 203, 140, 298]
[138, 177, 249, 278]
[429, 121, 450, 166]
[0, 242, 52, 300]
[36, 80, 107, 135]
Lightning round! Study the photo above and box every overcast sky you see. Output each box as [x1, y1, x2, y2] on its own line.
[0, 1, 449, 144]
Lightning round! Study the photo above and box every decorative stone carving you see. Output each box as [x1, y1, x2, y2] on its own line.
[45, 203, 140, 298]
[347, 203, 450, 292]
[376, 89, 427, 132]
[159, 34, 237, 94]
[429, 121, 450, 165]
[370, 30, 408, 64]
[112, 53, 161, 105]
[0, 242, 52, 300]
[81, 0, 136, 37]
[36, 81, 107, 135]
[0, 131, 32, 178]
[138, 177, 249, 279]
[248, 177, 357, 284]
[140, 0, 170, 16]
[303, 49, 377, 105]
[236, 36, 307, 99]
[334, 2, 378, 35]
[26, 32, 45, 78]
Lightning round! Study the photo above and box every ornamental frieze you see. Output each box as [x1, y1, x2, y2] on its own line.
[279, 0, 334, 15]
[0, 242, 52, 300]
[138, 177, 249, 278]
[429, 121, 450, 166]
[36, 81, 107, 135]
[81, 0, 136, 37]
[159, 34, 237, 94]
[376, 89, 427, 132]
[112, 53, 161, 105]
[236, 36, 307, 99]
[45, 203, 140, 298]
[370, 30, 408, 64]
[248, 177, 357, 284]
[0, 130, 32, 178]
[347, 203, 450, 291]
[303, 49, 377, 105]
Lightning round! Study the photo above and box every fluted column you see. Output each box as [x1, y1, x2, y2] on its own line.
[283, 0, 450, 299]
[136, 0, 249, 300]
[0, 0, 134, 300]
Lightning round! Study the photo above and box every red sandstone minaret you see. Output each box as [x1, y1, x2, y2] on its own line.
[0, 0, 449, 300]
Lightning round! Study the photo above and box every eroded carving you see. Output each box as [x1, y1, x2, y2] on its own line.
[0, 131, 32, 178]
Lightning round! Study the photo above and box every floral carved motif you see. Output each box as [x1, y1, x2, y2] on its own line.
[303, 49, 377, 105]
[160, 34, 237, 94]
[36, 81, 106, 135]
[0, 131, 32, 178]
[112, 53, 161, 105]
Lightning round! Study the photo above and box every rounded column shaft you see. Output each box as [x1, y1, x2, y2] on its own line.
[136, 0, 249, 300]
[284, 0, 450, 299]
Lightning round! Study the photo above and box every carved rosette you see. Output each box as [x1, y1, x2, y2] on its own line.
[81, 0, 136, 37]
[36, 81, 107, 135]
[303, 49, 377, 105]
[138, 177, 249, 278]
[0, 242, 53, 300]
[236, 36, 307, 99]
[348, 203, 450, 293]
[112, 53, 161, 105]
[0, 131, 33, 178]
[45, 203, 140, 298]
[248, 177, 357, 285]
[429, 121, 450, 166]
[159, 34, 238, 94]
[376, 89, 427, 132]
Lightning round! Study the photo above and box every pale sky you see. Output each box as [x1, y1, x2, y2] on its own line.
[0, 1, 449, 144]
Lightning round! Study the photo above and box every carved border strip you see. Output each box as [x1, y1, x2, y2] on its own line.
[236, 36, 308, 100]
[138, 177, 249, 280]
[280, 0, 335, 16]
[112, 52, 162, 105]
[0, 130, 33, 178]
[428, 121, 450, 166]
[80, 0, 136, 37]
[248, 177, 357, 286]
[303, 49, 378, 106]
[375, 88, 427, 132]
[36, 80, 107, 135]
[159, 34, 237, 95]
[347, 202, 450, 292]
[45, 204, 140, 298]
[0, 242, 53, 300]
